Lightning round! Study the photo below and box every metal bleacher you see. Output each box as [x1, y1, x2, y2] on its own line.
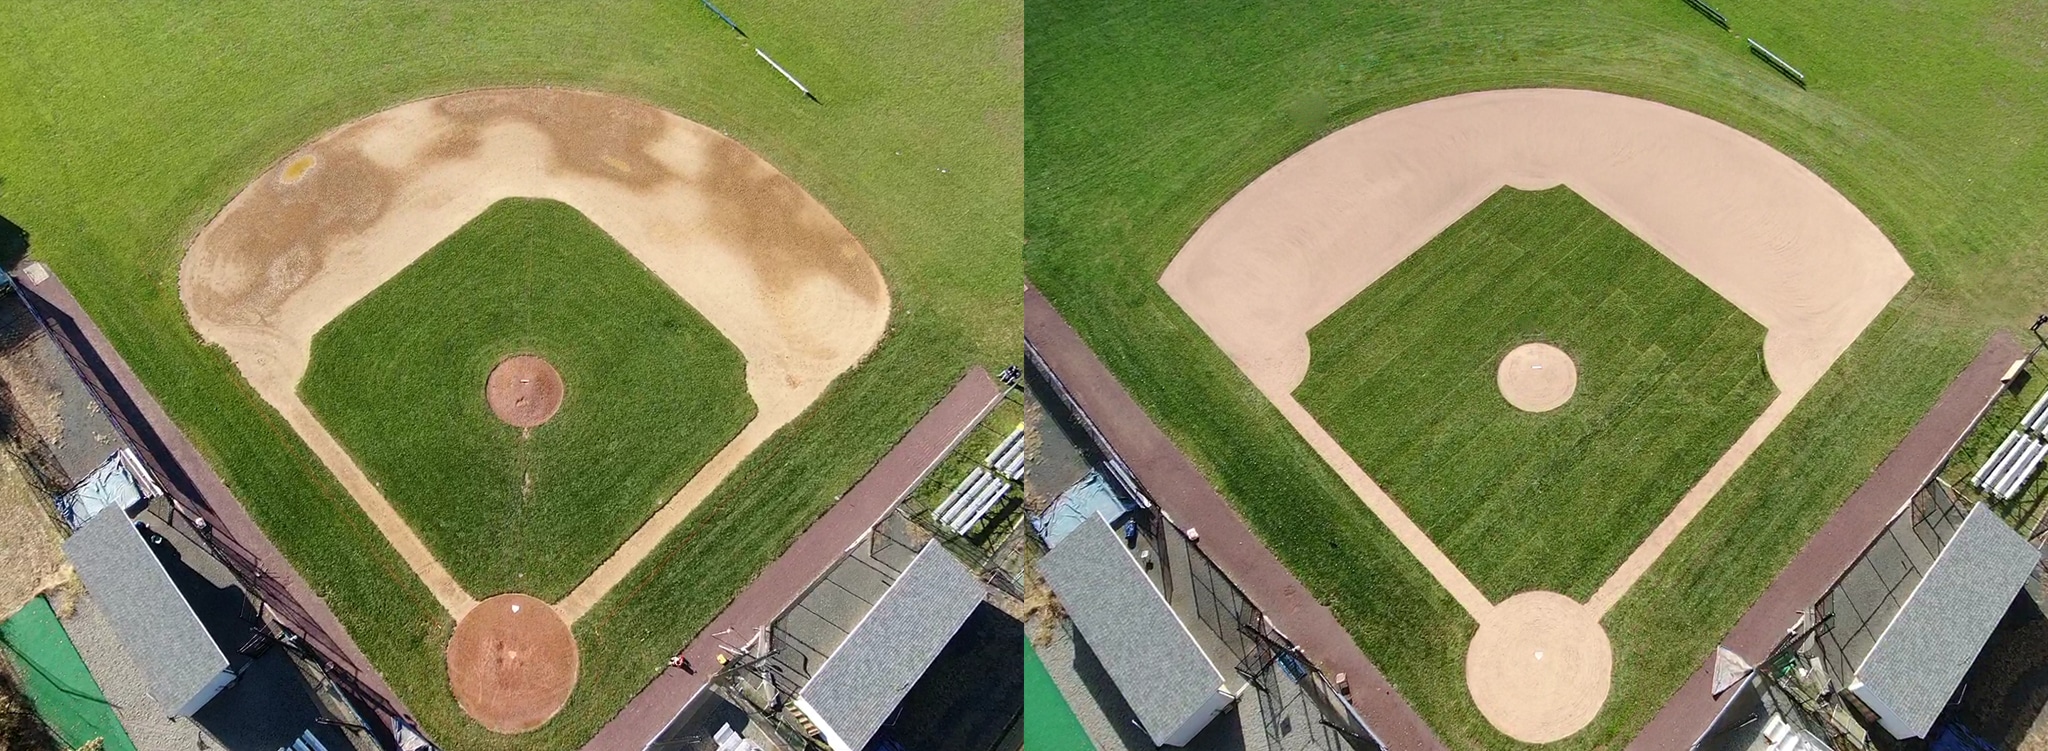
[931, 424, 1025, 535]
[1972, 388, 2048, 501]
[283, 729, 330, 751]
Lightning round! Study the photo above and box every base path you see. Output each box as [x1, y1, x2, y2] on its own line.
[179, 87, 892, 622]
[1025, 287, 1449, 751]
[583, 368, 1003, 751]
[1630, 332, 2024, 750]
[448, 593, 578, 734]
[9, 265, 416, 737]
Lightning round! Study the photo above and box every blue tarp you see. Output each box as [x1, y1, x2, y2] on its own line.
[1032, 471, 1133, 548]
[54, 448, 160, 529]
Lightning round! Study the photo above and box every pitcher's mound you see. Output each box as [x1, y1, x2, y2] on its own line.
[488, 355, 564, 428]
[447, 593, 577, 734]
[1465, 591, 1611, 743]
[1498, 342, 1576, 412]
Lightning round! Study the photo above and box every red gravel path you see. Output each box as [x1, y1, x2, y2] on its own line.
[1628, 331, 2025, 750]
[582, 367, 1003, 751]
[1025, 286, 1449, 751]
[10, 266, 416, 732]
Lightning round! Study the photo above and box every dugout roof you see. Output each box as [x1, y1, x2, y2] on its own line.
[1851, 502, 2039, 739]
[795, 540, 984, 751]
[1038, 512, 1231, 746]
[62, 508, 231, 717]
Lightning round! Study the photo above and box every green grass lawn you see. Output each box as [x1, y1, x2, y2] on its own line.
[301, 198, 754, 601]
[1296, 187, 1776, 602]
[1026, 0, 2047, 747]
[0, 1, 1017, 747]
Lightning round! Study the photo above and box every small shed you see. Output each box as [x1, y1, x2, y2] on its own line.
[62, 509, 234, 718]
[1847, 502, 2040, 739]
[795, 540, 986, 751]
[1038, 513, 1240, 747]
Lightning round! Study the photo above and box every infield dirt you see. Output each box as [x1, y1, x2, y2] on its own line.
[181, 87, 891, 624]
[1160, 88, 1913, 742]
[446, 593, 578, 735]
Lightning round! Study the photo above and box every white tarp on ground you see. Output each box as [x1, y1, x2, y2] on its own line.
[56, 447, 164, 529]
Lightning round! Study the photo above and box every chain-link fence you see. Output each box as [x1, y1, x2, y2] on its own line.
[1812, 479, 1969, 684]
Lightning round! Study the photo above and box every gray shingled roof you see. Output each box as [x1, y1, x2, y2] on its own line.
[1038, 513, 1227, 743]
[797, 540, 984, 751]
[62, 509, 229, 717]
[1855, 502, 2040, 739]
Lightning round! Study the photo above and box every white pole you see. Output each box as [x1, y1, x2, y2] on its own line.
[755, 48, 816, 101]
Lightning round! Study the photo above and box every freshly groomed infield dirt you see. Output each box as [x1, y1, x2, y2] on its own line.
[1496, 342, 1576, 413]
[446, 594, 579, 734]
[487, 354, 565, 429]
[1160, 88, 1912, 742]
[180, 87, 890, 732]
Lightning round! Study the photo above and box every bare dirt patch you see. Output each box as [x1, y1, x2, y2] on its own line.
[179, 88, 891, 623]
[487, 355, 564, 429]
[446, 593, 577, 734]
[1497, 342, 1576, 413]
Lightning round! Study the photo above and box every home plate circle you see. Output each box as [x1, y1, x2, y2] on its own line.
[1465, 591, 1611, 743]
[447, 593, 578, 734]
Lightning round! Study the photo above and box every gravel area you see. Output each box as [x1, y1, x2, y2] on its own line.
[55, 590, 206, 751]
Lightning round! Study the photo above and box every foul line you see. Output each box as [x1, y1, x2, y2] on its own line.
[1271, 394, 1495, 619]
[557, 416, 784, 622]
[1587, 390, 1802, 616]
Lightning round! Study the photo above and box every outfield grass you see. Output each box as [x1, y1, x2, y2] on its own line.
[1296, 187, 1775, 602]
[0, 1, 1017, 747]
[301, 199, 754, 601]
[1026, 0, 2046, 747]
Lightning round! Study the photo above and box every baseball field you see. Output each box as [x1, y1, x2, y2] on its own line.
[1027, 0, 2047, 748]
[0, 1, 1018, 747]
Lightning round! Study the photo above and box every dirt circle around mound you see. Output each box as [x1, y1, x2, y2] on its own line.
[487, 355, 564, 428]
[1465, 591, 1612, 744]
[447, 593, 578, 734]
[1497, 342, 1576, 412]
